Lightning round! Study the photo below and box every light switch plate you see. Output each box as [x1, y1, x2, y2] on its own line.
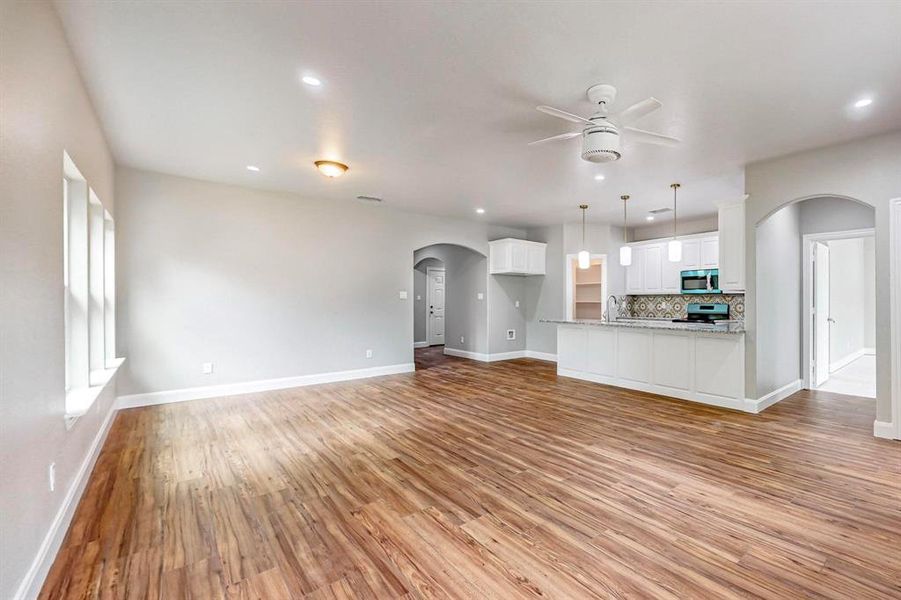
[416, 295, 421, 301]
[202, 362, 214, 375]
[515, 300, 520, 308]
[365, 349, 373, 358]
[477, 292, 484, 300]
[399, 290, 408, 299]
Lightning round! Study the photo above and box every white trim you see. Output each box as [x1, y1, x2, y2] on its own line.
[442, 347, 490, 362]
[413, 341, 429, 349]
[116, 363, 415, 409]
[486, 350, 526, 362]
[863, 347, 876, 355]
[873, 420, 895, 440]
[891, 198, 901, 440]
[14, 397, 119, 600]
[744, 379, 803, 414]
[801, 228, 875, 389]
[564, 253, 608, 321]
[525, 350, 557, 362]
[829, 348, 867, 374]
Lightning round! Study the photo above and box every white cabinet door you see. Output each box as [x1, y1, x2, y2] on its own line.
[662, 253, 682, 293]
[557, 327, 588, 372]
[510, 243, 528, 273]
[526, 244, 545, 275]
[643, 244, 663, 293]
[626, 246, 644, 293]
[701, 237, 719, 268]
[718, 202, 745, 291]
[682, 239, 701, 269]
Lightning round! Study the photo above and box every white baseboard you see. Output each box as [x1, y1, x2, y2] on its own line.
[830, 349, 866, 373]
[413, 341, 429, 349]
[117, 363, 415, 409]
[863, 347, 876, 355]
[442, 347, 490, 361]
[486, 350, 527, 362]
[873, 420, 897, 440]
[525, 350, 557, 362]
[745, 379, 803, 414]
[14, 397, 119, 600]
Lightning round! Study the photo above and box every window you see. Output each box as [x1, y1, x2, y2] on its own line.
[63, 152, 120, 418]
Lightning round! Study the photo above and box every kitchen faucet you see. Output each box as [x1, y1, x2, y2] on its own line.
[606, 295, 618, 323]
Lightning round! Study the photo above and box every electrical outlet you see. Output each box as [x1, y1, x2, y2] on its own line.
[460, 336, 465, 344]
[506, 329, 516, 340]
[515, 300, 520, 308]
[399, 290, 408, 299]
[365, 349, 373, 359]
[48, 462, 56, 492]
[202, 362, 213, 375]
[416, 295, 421, 301]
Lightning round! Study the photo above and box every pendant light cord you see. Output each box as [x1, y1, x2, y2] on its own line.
[579, 204, 588, 247]
[671, 183, 680, 239]
[621, 195, 629, 243]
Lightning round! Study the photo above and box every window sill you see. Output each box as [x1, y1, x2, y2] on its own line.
[65, 357, 125, 425]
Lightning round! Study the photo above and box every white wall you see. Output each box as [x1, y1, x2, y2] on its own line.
[864, 236, 876, 349]
[0, 2, 118, 598]
[745, 131, 900, 422]
[827, 238, 868, 368]
[755, 204, 802, 397]
[116, 167, 525, 395]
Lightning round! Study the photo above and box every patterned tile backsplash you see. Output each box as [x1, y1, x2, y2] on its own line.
[615, 294, 745, 321]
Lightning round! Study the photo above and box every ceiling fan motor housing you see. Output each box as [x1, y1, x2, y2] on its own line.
[581, 123, 621, 163]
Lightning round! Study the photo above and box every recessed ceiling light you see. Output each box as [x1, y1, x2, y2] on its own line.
[302, 75, 322, 86]
[853, 97, 873, 108]
[246, 165, 260, 172]
[594, 174, 605, 181]
[475, 208, 485, 214]
[314, 160, 348, 178]
[646, 215, 655, 221]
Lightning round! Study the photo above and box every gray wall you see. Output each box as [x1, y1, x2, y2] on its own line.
[116, 167, 526, 395]
[745, 130, 900, 422]
[413, 245, 489, 354]
[631, 214, 718, 242]
[413, 257, 442, 344]
[0, 2, 118, 598]
[799, 196, 875, 234]
[755, 204, 802, 397]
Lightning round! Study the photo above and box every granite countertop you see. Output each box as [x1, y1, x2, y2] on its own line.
[541, 318, 745, 334]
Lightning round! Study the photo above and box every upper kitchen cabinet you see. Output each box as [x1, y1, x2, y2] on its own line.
[718, 199, 746, 292]
[489, 238, 546, 275]
[625, 233, 719, 295]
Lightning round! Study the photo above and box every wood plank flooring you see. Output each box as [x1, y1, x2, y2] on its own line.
[41, 347, 901, 599]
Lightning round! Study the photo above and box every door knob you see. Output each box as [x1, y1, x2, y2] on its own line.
[827, 317, 835, 323]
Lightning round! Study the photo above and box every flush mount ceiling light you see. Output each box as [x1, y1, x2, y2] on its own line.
[853, 97, 873, 108]
[668, 183, 682, 262]
[646, 215, 655, 221]
[246, 165, 260, 172]
[475, 208, 485, 214]
[594, 174, 605, 181]
[314, 160, 348, 178]
[578, 204, 591, 269]
[619, 195, 632, 266]
[302, 75, 322, 86]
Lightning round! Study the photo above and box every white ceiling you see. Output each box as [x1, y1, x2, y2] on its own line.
[55, 1, 901, 228]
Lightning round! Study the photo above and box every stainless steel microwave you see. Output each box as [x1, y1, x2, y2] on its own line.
[680, 269, 721, 294]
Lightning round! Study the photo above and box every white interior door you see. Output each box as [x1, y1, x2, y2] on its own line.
[427, 268, 446, 346]
[814, 242, 831, 386]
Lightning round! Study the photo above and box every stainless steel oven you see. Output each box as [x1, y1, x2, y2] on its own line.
[680, 269, 721, 294]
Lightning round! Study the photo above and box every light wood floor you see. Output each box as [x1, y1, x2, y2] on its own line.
[42, 347, 901, 599]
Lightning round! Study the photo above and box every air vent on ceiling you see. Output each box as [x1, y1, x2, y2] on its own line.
[648, 207, 672, 215]
[356, 195, 383, 203]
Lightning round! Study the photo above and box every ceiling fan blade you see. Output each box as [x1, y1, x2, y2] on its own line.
[615, 97, 662, 125]
[536, 105, 595, 126]
[527, 131, 582, 146]
[623, 126, 681, 147]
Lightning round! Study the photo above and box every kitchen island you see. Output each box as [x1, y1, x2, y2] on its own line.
[543, 318, 749, 411]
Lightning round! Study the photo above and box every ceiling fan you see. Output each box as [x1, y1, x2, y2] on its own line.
[529, 83, 680, 163]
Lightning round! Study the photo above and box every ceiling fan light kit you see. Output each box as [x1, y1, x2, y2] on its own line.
[530, 83, 680, 164]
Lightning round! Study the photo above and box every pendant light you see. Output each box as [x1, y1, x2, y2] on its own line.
[619, 194, 632, 266]
[578, 204, 590, 269]
[668, 183, 682, 262]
